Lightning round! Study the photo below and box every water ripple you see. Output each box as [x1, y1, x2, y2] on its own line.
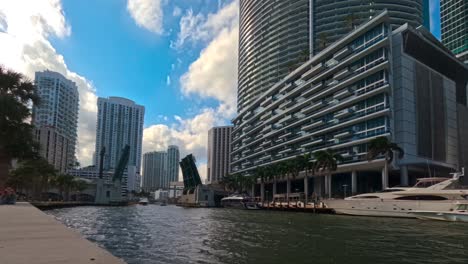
[48, 206, 468, 264]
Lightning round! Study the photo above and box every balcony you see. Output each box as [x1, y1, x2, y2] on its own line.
[333, 46, 352, 60]
[301, 138, 324, 148]
[333, 87, 353, 100]
[303, 120, 324, 131]
[334, 131, 352, 139]
[301, 62, 325, 80]
[334, 68, 351, 80]
[302, 81, 324, 97]
[334, 108, 355, 119]
[301, 100, 326, 114]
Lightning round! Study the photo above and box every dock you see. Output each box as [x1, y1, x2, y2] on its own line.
[0, 203, 125, 264]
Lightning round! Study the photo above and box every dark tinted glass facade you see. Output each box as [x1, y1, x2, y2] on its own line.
[441, 0, 467, 64]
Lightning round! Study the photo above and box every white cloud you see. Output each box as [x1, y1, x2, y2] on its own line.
[173, 6, 182, 17]
[143, 107, 228, 181]
[179, 0, 239, 115]
[166, 75, 171, 86]
[171, 0, 238, 49]
[0, 0, 97, 166]
[180, 27, 238, 114]
[127, 0, 164, 34]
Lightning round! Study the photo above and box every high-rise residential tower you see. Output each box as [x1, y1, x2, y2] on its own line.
[94, 97, 144, 172]
[232, 11, 468, 198]
[167, 145, 180, 184]
[311, 0, 427, 53]
[237, 0, 429, 112]
[441, 0, 468, 64]
[33, 70, 79, 171]
[142, 151, 167, 192]
[207, 126, 233, 184]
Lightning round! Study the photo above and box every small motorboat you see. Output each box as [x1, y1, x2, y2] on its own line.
[410, 202, 468, 222]
[138, 198, 149, 205]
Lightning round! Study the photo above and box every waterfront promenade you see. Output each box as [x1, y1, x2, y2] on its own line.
[0, 203, 125, 264]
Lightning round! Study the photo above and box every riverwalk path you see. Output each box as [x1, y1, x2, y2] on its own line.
[0, 202, 125, 264]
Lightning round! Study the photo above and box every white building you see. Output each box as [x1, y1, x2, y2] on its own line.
[154, 189, 169, 201]
[142, 151, 167, 192]
[169, 181, 184, 199]
[94, 97, 144, 172]
[207, 126, 233, 183]
[167, 145, 180, 184]
[33, 70, 79, 171]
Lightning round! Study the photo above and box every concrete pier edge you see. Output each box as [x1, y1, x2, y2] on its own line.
[0, 202, 125, 264]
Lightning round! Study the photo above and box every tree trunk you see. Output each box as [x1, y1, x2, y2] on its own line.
[0, 149, 11, 188]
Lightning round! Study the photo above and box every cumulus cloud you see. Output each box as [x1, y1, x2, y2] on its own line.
[127, 0, 164, 34]
[0, 0, 97, 166]
[166, 75, 171, 86]
[143, 107, 228, 181]
[178, 0, 239, 115]
[173, 6, 182, 17]
[142, 0, 240, 180]
[171, 0, 238, 49]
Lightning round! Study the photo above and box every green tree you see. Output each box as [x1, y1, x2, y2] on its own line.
[0, 66, 40, 187]
[8, 157, 57, 200]
[367, 136, 404, 188]
[314, 149, 344, 198]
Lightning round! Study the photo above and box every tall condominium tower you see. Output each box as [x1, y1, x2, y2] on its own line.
[142, 151, 167, 192]
[94, 97, 144, 172]
[312, 0, 427, 54]
[441, 0, 468, 64]
[33, 70, 79, 171]
[237, 0, 429, 112]
[167, 145, 180, 184]
[238, 0, 312, 112]
[207, 126, 233, 183]
[232, 11, 468, 197]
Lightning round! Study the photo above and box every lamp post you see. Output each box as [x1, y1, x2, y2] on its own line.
[343, 184, 348, 198]
[265, 190, 269, 208]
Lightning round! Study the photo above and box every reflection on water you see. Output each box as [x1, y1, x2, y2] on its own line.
[48, 205, 468, 264]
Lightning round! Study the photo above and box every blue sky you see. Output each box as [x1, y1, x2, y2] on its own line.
[52, 0, 224, 127]
[0, 0, 443, 176]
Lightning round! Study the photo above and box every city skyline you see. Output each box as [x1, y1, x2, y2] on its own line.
[0, 0, 444, 181]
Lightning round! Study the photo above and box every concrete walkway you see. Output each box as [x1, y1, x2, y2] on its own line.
[0, 203, 125, 264]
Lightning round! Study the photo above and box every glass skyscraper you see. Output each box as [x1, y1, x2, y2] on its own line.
[441, 0, 467, 64]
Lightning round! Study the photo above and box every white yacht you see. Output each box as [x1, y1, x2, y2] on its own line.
[410, 201, 468, 222]
[325, 171, 468, 218]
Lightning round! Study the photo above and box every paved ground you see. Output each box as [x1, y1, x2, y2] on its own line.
[0, 202, 125, 264]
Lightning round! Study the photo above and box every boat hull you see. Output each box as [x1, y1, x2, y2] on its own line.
[411, 211, 468, 222]
[325, 199, 459, 218]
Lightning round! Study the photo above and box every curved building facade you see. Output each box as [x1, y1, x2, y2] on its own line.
[238, 0, 428, 112]
[238, 0, 312, 112]
[312, 0, 426, 53]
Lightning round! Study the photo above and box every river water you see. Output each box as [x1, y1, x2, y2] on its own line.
[47, 205, 468, 264]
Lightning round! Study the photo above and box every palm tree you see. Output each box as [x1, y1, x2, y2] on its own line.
[345, 13, 360, 30]
[367, 137, 404, 188]
[0, 66, 40, 187]
[314, 149, 344, 198]
[317, 32, 329, 51]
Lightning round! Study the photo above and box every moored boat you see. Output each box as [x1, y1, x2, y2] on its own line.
[139, 198, 149, 205]
[221, 195, 260, 210]
[325, 171, 468, 218]
[410, 202, 468, 222]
